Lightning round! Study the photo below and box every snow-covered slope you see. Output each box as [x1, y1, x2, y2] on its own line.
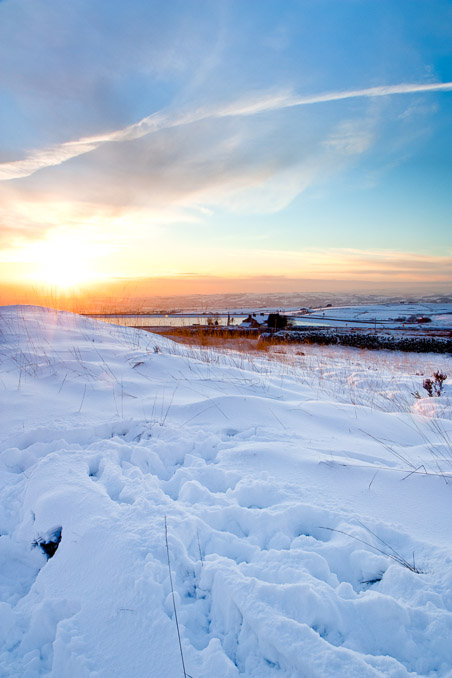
[1, 306, 452, 678]
[309, 302, 452, 329]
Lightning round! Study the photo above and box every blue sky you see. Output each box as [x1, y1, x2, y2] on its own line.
[0, 0, 451, 293]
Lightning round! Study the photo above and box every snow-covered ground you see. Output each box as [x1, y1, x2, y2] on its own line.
[304, 302, 452, 329]
[1, 306, 452, 678]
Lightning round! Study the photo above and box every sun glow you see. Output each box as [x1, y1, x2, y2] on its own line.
[24, 234, 105, 290]
[33, 259, 94, 289]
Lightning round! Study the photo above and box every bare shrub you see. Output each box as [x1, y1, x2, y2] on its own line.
[423, 371, 447, 397]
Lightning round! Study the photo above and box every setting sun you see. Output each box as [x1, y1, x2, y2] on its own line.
[25, 234, 104, 290]
[33, 259, 92, 289]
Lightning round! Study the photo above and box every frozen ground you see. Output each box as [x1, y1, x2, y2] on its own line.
[1, 305, 452, 678]
[306, 302, 452, 329]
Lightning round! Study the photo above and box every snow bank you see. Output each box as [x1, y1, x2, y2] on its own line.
[1, 306, 452, 677]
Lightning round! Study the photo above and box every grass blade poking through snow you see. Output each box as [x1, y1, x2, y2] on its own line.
[319, 524, 421, 573]
[164, 516, 193, 678]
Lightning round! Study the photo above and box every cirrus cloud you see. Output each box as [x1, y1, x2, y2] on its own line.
[0, 80, 450, 182]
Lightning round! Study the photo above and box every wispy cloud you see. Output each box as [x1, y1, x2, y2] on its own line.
[1, 80, 451, 182]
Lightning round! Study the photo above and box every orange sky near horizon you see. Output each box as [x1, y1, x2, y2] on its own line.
[1, 221, 451, 297]
[1, 270, 451, 313]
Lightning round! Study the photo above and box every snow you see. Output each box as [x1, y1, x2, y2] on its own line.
[304, 302, 452, 329]
[1, 305, 452, 677]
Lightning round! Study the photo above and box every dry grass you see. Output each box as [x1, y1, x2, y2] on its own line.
[158, 329, 264, 353]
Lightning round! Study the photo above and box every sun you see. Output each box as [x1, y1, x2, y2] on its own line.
[34, 258, 93, 289]
[27, 234, 103, 290]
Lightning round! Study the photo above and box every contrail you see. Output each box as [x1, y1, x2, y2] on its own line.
[1, 81, 451, 182]
[219, 81, 452, 116]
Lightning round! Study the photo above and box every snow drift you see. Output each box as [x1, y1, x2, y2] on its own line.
[1, 306, 452, 677]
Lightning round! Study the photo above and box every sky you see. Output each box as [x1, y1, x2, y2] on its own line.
[0, 0, 451, 301]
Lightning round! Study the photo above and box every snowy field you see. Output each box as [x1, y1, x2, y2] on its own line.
[1, 306, 452, 678]
[306, 303, 452, 329]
